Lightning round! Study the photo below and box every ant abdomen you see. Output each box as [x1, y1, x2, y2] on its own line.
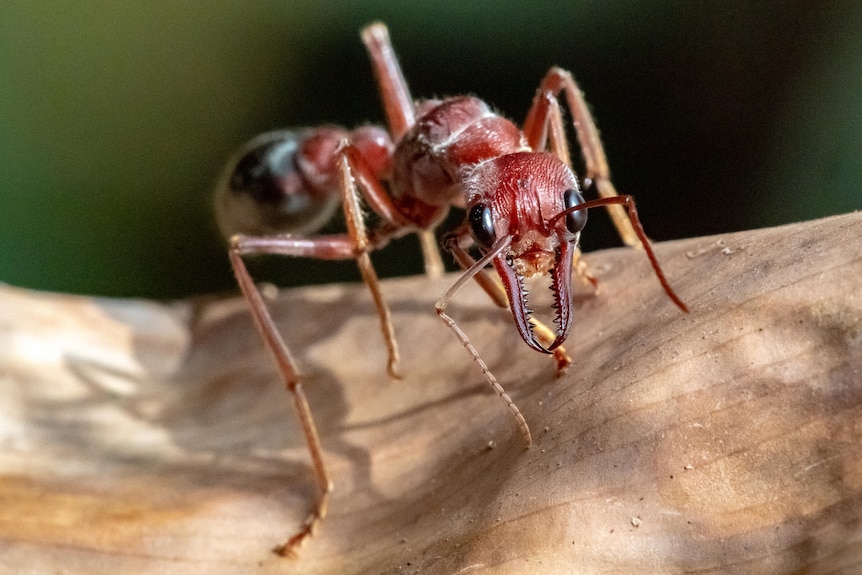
[215, 126, 393, 238]
[215, 129, 340, 238]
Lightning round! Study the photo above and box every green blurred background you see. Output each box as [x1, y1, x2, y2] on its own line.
[1, 1, 859, 299]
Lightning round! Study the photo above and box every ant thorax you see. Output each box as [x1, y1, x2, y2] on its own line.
[393, 96, 526, 211]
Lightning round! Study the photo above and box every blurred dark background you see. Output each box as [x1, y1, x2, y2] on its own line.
[1, 1, 859, 299]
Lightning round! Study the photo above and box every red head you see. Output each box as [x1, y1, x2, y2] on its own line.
[463, 152, 588, 354]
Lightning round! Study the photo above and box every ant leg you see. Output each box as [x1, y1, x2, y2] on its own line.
[436, 236, 533, 448]
[443, 231, 573, 374]
[231, 225, 400, 380]
[360, 25, 447, 277]
[573, 255, 599, 291]
[228, 246, 332, 557]
[338, 144, 444, 278]
[361, 23, 415, 142]
[227, 217, 407, 552]
[335, 145, 402, 378]
[524, 68, 639, 247]
[418, 230, 445, 278]
[523, 91, 572, 168]
[522, 92, 600, 295]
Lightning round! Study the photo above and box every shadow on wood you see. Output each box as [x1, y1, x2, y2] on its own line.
[1, 212, 861, 574]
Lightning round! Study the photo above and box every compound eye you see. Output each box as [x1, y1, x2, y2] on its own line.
[468, 203, 496, 249]
[563, 188, 588, 234]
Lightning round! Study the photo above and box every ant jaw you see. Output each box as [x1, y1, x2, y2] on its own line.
[511, 250, 556, 278]
[493, 240, 576, 354]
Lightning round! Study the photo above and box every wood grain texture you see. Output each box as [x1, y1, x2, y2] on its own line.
[1, 212, 860, 574]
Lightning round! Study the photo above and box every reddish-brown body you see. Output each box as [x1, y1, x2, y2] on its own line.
[217, 22, 687, 557]
[393, 96, 524, 212]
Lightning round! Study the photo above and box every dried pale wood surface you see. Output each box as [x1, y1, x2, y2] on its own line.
[1, 212, 861, 574]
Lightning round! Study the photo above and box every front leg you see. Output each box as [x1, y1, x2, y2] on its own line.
[361, 23, 415, 143]
[523, 68, 640, 248]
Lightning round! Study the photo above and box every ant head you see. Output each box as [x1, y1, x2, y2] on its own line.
[464, 152, 588, 353]
[465, 152, 586, 271]
[214, 130, 342, 240]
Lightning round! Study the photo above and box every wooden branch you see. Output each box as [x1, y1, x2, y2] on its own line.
[1, 212, 861, 574]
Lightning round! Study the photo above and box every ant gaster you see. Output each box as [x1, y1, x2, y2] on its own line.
[215, 22, 688, 557]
